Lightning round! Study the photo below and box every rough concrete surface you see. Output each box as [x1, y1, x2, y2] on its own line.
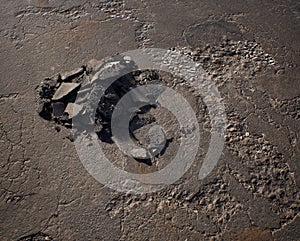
[0, 0, 299, 240]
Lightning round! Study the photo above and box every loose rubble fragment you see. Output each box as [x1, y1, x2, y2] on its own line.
[61, 67, 84, 81]
[64, 102, 82, 119]
[52, 82, 81, 101]
[51, 102, 65, 116]
[37, 59, 173, 161]
[147, 125, 167, 156]
[18, 232, 54, 241]
[130, 148, 150, 159]
[37, 66, 87, 127]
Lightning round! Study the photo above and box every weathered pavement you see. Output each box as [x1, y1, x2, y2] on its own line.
[0, 0, 299, 240]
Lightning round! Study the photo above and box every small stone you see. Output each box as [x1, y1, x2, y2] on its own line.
[64, 102, 82, 119]
[123, 55, 132, 62]
[55, 126, 61, 132]
[268, 192, 276, 200]
[147, 125, 167, 156]
[229, 127, 236, 132]
[130, 148, 150, 159]
[213, 197, 220, 205]
[66, 134, 74, 142]
[61, 67, 84, 81]
[52, 102, 65, 116]
[207, 203, 213, 211]
[52, 82, 81, 100]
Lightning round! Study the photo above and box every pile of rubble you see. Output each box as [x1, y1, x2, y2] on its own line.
[37, 66, 85, 128]
[37, 60, 173, 160]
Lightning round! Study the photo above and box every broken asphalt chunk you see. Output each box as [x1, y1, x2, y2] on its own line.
[61, 67, 84, 81]
[64, 102, 82, 119]
[52, 82, 81, 101]
[130, 148, 151, 159]
[52, 102, 66, 117]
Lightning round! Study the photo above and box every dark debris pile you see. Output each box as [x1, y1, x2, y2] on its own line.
[37, 60, 167, 145]
[37, 66, 85, 128]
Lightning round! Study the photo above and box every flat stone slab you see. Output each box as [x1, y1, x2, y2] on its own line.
[52, 82, 81, 101]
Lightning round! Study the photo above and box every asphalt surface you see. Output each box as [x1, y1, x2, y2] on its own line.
[0, 0, 299, 240]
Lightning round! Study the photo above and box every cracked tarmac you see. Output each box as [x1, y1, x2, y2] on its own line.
[0, 0, 299, 240]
